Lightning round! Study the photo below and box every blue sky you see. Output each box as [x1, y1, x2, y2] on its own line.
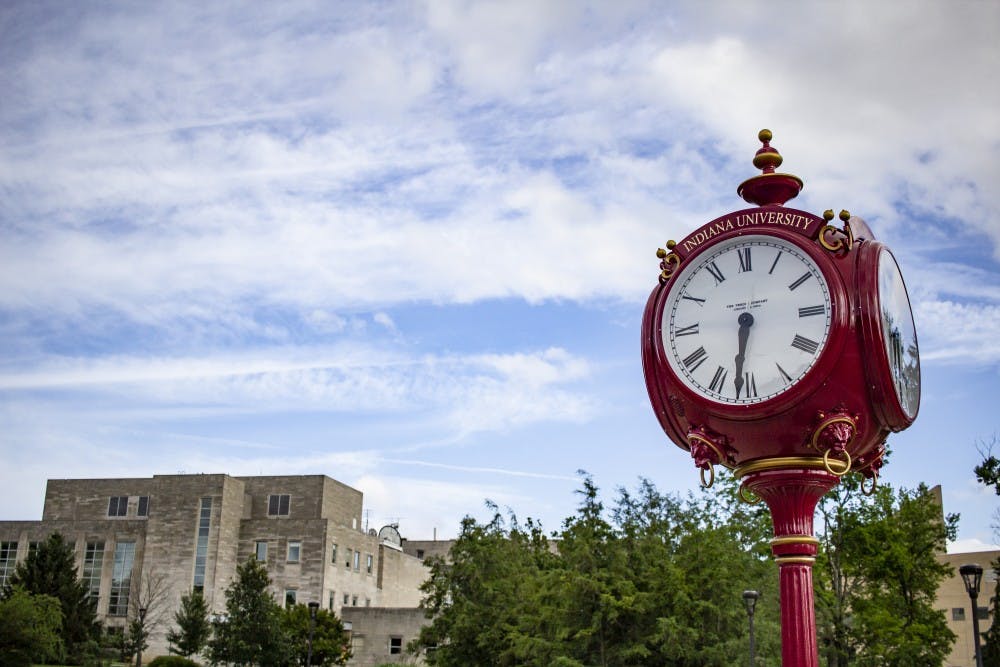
[1, 1, 998, 551]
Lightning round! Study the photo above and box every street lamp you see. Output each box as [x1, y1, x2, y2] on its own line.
[743, 590, 760, 667]
[135, 606, 147, 667]
[307, 600, 320, 666]
[960, 563, 984, 667]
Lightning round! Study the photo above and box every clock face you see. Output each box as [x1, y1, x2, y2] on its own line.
[663, 234, 832, 405]
[877, 247, 920, 418]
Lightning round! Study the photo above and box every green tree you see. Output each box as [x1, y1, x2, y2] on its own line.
[282, 603, 351, 666]
[207, 556, 293, 666]
[416, 475, 779, 667]
[167, 589, 211, 658]
[0, 586, 64, 667]
[981, 559, 1000, 667]
[3, 532, 100, 663]
[817, 481, 957, 667]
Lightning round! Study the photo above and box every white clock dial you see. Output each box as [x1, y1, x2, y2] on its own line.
[662, 235, 832, 405]
[877, 247, 920, 419]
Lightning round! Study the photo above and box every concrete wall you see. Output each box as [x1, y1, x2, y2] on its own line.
[341, 607, 428, 666]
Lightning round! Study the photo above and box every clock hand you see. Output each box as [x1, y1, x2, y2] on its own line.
[733, 312, 754, 397]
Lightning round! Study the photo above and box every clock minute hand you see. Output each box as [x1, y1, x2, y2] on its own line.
[733, 312, 754, 397]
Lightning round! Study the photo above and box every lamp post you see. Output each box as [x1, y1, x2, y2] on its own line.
[960, 563, 984, 667]
[307, 600, 320, 666]
[743, 590, 760, 667]
[135, 606, 147, 667]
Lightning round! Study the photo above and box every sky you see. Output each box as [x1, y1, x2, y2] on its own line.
[1, 1, 998, 552]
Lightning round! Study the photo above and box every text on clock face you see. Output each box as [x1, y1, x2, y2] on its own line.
[663, 236, 832, 405]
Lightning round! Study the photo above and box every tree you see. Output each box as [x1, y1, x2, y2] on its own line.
[817, 480, 957, 667]
[207, 556, 293, 666]
[282, 603, 351, 666]
[981, 559, 1000, 667]
[167, 589, 211, 658]
[416, 475, 779, 667]
[119, 568, 171, 663]
[0, 587, 63, 667]
[3, 532, 100, 663]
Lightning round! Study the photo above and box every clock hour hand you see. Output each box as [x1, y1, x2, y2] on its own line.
[733, 312, 754, 397]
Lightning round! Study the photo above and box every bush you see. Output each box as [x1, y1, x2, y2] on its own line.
[148, 656, 202, 667]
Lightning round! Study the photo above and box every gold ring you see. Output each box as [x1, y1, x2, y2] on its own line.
[700, 464, 715, 489]
[734, 456, 848, 478]
[861, 474, 878, 496]
[823, 448, 852, 477]
[738, 483, 761, 505]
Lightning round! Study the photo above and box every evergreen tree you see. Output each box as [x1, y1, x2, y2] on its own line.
[167, 589, 211, 658]
[207, 556, 293, 666]
[3, 532, 100, 663]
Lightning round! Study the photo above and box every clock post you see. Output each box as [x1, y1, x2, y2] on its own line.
[641, 130, 920, 666]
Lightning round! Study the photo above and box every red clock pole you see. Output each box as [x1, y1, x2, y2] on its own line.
[642, 130, 920, 665]
[738, 464, 841, 666]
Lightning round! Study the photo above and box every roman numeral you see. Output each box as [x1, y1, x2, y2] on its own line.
[788, 272, 811, 291]
[743, 372, 757, 398]
[798, 305, 825, 317]
[776, 362, 793, 384]
[675, 323, 699, 337]
[769, 251, 782, 275]
[738, 247, 752, 273]
[682, 293, 706, 306]
[791, 334, 820, 355]
[706, 261, 725, 285]
[683, 346, 708, 372]
[708, 365, 727, 393]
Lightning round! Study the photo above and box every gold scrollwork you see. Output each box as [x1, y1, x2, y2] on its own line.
[738, 483, 762, 505]
[819, 209, 854, 253]
[657, 241, 681, 283]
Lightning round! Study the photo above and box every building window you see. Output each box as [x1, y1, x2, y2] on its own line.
[328, 590, 335, 611]
[366, 553, 373, 574]
[287, 540, 301, 563]
[345, 549, 352, 568]
[0, 541, 17, 588]
[389, 636, 403, 654]
[255, 540, 267, 562]
[416, 549, 425, 559]
[979, 606, 990, 620]
[953, 607, 966, 621]
[284, 589, 297, 608]
[108, 541, 135, 616]
[108, 496, 128, 517]
[137, 496, 149, 517]
[267, 494, 290, 516]
[353, 550, 360, 571]
[82, 541, 105, 599]
[330, 543, 337, 564]
[343, 593, 349, 605]
[28, 541, 40, 558]
[351, 595, 358, 606]
[193, 497, 212, 591]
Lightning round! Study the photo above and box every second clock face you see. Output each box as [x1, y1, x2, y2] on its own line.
[663, 234, 832, 405]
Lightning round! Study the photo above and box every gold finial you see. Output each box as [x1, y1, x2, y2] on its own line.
[656, 248, 667, 259]
[737, 129, 803, 206]
[839, 209, 851, 222]
[823, 210, 835, 221]
[666, 240, 676, 250]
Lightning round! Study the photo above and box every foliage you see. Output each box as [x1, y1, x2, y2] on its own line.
[416, 474, 780, 666]
[207, 556, 294, 666]
[0, 586, 63, 667]
[974, 435, 1000, 496]
[2, 532, 100, 663]
[167, 589, 211, 658]
[281, 603, 351, 666]
[148, 655, 203, 667]
[816, 478, 957, 667]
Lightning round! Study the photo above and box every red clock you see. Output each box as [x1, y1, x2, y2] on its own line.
[642, 132, 919, 485]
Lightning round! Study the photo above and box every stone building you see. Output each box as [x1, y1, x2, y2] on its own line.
[0, 473, 433, 661]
